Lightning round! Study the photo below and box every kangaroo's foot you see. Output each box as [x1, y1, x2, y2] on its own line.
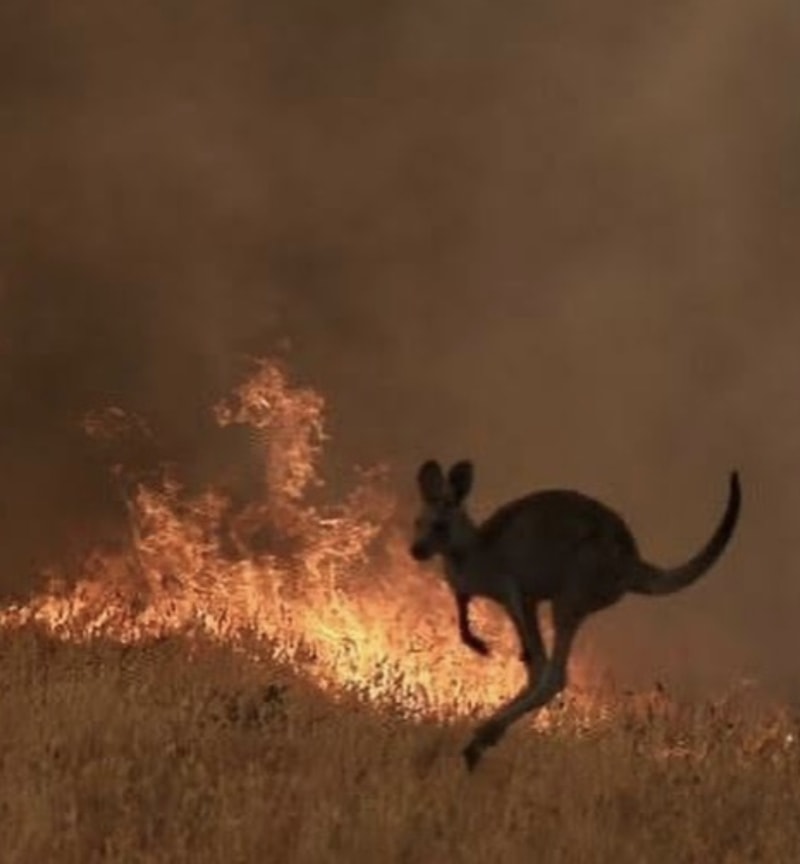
[462, 719, 505, 772]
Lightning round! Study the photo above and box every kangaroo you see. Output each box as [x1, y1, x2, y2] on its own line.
[409, 459, 741, 771]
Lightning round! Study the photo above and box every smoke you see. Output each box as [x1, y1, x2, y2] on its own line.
[1, 0, 799, 692]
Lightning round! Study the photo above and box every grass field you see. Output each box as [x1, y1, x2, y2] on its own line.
[2, 628, 799, 864]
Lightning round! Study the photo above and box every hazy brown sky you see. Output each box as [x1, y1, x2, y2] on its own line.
[1, 0, 799, 693]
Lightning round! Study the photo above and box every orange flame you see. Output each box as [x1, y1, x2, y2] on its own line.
[0, 358, 604, 726]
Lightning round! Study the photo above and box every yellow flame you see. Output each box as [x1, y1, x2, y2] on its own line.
[0, 358, 603, 726]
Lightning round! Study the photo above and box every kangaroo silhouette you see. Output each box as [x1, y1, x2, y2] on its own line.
[409, 459, 741, 770]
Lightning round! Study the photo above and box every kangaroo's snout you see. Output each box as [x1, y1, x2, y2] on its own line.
[409, 540, 434, 561]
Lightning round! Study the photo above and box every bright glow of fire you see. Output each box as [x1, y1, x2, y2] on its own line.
[0, 358, 604, 726]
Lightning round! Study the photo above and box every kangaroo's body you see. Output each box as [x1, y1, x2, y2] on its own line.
[451, 490, 637, 604]
[409, 460, 741, 771]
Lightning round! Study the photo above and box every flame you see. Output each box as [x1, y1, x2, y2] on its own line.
[0, 358, 604, 726]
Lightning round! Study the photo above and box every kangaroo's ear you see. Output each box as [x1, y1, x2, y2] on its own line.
[417, 460, 445, 503]
[448, 460, 474, 503]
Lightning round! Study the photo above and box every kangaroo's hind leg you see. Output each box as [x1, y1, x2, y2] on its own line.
[527, 597, 583, 701]
[463, 601, 585, 771]
[506, 590, 547, 680]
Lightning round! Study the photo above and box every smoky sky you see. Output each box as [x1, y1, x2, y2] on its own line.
[1, 0, 799, 693]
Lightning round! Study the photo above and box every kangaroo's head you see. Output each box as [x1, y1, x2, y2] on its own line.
[410, 459, 476, 562]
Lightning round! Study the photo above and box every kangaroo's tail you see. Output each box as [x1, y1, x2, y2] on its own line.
[628, 471, 741, 596]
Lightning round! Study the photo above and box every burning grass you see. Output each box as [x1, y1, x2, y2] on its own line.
[1, 629, 799, 864]
[0, 357, 598, 721]
[2, 356, 799, 860]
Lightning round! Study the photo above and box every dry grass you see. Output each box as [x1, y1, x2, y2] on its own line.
[2, 628, 799, 864]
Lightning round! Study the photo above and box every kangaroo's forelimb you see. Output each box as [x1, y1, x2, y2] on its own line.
[455, 593, 490, 656]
